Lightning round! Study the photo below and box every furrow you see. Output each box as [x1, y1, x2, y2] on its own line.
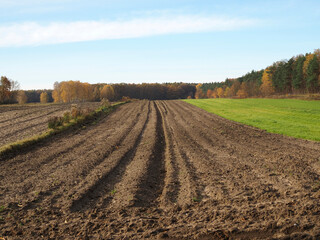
[166, 101, 303, 204]
[133, 101, 166, 207]
[69, 102, 151, 211]
[0, 102, 144, 204]
[104, 101, 164, 209]
[156, 101, 181, 206]
[0, 107, 66, 129]
[174, 101, 319, 192]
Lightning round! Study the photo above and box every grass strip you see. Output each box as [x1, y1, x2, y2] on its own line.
[0, 102, 126, 160]
[184, 98, 320, 141]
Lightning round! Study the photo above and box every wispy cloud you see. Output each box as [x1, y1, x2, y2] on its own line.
[0, 15, 257, 47]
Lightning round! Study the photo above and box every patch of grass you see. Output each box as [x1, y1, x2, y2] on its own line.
[0, 205, 6, 212]
[184, 98, 320, 141]
[192, 197, 201, 203]
[110, 189, 117, 195]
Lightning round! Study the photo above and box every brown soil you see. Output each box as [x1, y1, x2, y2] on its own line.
[0, 102, 100, 147]
[0, 100, 320, 239]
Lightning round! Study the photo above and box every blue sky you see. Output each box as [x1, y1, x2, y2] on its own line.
[0, 0, 320, 90]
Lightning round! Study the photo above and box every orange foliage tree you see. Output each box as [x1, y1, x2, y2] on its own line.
[206, 89, 214, 98]
[236, 82, 249, 98]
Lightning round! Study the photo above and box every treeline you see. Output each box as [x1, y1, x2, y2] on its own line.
[25, 90, 53, 103]
[112, 83, 195, 100]
[5, 49, 318, 104]
[1, 79, 196, 105]
[51, 81, 196, 103]
[197, 49, 320, 98]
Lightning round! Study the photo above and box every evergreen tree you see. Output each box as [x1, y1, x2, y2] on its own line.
[292, 56, 306, 91]
[306, 55, 319, 92]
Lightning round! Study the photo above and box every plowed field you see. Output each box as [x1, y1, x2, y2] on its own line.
[0, 102, 100, 147]
[1, 100, 320, 239]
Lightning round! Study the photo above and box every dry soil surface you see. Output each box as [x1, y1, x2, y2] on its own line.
[0, 102, 100, 147]
[0, 100, 320, 239]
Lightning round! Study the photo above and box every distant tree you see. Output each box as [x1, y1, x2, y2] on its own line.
[292, 55, 306, 91]
[40, 92, 48, 103]
[52, 81, 62, 103]
[206, 89, 214, 98]
[303, 54, 315, 78]
[195, 84, 205, 99]
[92, 86, 101, 101]
[306, 55, 319, 92]
[260, 68, 274, 96]
[17, 91, 28, 104]
[0, 76, 12, 103]
[224, 87, 231, 98]
[236, 89, 248, 98]
[100, 85, 115, 101]
[217, 87, 224, 98]
[52, 81, 94, 103]
[229, 80, 241, 97]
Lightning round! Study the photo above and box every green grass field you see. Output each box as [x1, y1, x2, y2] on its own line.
[184, 98, 320, 141]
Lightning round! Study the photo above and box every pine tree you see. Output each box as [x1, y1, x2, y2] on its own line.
[306, 55, 319, 92]
[292, 56, 305, 91]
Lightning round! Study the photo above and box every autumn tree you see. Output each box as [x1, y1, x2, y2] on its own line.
[92, 86, 101, 101]
[100, 85, 115, 101]
[206, 89, 214, 98]
[40, 92, 48, 103]
[52, 81, 62, 103]
[224, 87, 231, 98]
[52, 81, 94, 103]
[0, 76, 12, 103]
[217, 87, 224, 98]
[236, 82, 249, 98]
[229, 80, 241, 97]
[303, 54, 315, 78]
[17, 91, 28, 104]
[195, 84, 205, 99]
[260, 68, 274, 96]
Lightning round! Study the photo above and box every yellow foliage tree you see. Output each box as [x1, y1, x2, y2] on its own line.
[195, 84, 205, 99]
[100, 85, 115, 101]
[217, 87, 224, 98]
[53, 81, 94, 103]
[17, 91, 28, 104]
[303, 54, 315, 77]
[224, 87, 230, 98]
[260, 68, 274, 96]
[40, 92, 48, 103]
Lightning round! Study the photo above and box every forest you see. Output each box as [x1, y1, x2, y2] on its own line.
[197, 49, 320, 99]
[1, 49, 319, 104]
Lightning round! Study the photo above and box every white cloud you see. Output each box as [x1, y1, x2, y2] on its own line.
[0, 15, 256, 47]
